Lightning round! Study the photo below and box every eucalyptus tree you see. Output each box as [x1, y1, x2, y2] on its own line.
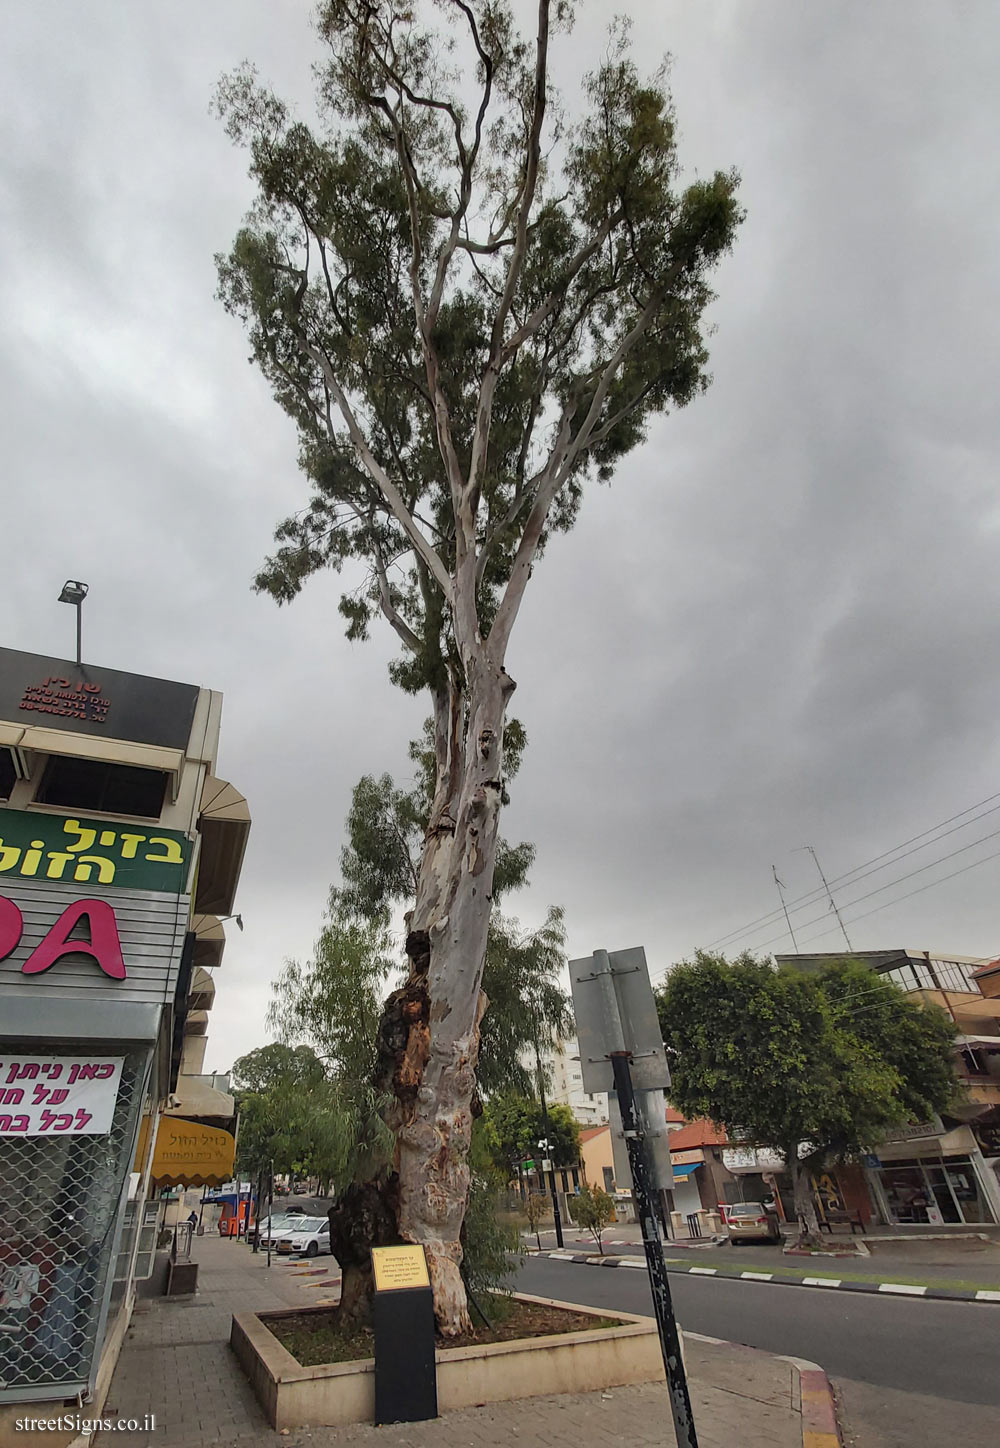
[217, 0, 741, 1332]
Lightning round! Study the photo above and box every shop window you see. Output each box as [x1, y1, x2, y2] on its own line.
[35, 756, 167, 818]
[0, 748, 16, 800]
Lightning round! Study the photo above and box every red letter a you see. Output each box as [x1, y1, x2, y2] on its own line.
[22, 899, 127, 980]
[0, 895, 23, 960]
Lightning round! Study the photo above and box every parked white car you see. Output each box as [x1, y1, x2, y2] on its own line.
[277, 1216, 332, 1257]
[257, 1213, 306, 1249]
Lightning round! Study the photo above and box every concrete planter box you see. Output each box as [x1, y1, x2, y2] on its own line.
[231, 1292, 667, 1430]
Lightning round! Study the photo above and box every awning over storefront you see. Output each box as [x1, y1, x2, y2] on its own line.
[195, 775, 251, 915]
[191, 913, 227, 971]
[165, 1077, 235, 1121]
[670, 1162, 699, 1180]
[149, 1116, 236, 1187]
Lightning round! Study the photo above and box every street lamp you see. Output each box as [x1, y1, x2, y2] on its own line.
[57, 580, 89, 666]
[533, 1038, 565, 1249]
[218, 914, 244, 931]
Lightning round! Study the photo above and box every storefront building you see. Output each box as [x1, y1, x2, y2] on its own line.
[775, 947, 1000, 1228]
[864, 1121, 998, 1226]
[0, 646, 248, 1440]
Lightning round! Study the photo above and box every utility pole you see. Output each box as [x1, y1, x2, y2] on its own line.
[803, 845, 852, 950]
[771, 865, 799, 949]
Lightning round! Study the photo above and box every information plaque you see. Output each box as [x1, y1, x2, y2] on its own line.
[371, 1244, 431, 1292]
[371, 1243, 438, 1425]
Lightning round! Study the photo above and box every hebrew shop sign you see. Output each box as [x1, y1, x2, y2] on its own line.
[0, 1055, 123, 1136]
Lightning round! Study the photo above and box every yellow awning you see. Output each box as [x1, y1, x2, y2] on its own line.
[149, 1117, 236, 1188]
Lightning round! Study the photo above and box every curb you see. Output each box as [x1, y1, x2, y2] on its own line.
[685, 1332, 842, 1447]
[529, 1250, 1000, 1303]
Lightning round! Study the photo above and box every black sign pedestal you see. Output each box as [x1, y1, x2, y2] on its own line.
[371, 1244, 438, 1426]
[373, 1284, 438, 1425]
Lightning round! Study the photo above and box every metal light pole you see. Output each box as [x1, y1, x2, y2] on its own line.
[533, 1040, 564, 1249]
[57, 580, 88, 666]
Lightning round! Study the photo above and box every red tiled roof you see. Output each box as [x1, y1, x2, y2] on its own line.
[579, 1125, 609, 1143]
[973, 959, 1000, 977]
[668, 1118, 729, 1151]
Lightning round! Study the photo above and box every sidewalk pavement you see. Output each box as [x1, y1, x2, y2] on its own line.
[95, 1234, 841, 1448]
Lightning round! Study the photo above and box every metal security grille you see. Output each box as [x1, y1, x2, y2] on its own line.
[0, 1045, 148, 1403]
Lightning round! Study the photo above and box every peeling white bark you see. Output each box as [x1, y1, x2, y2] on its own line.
[394, 657, 513, 1336]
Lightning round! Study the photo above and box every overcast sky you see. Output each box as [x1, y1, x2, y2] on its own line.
[3, 2, 1000, 1072]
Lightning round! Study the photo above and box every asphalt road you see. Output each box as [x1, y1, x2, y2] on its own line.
[517, 1256, 999, 1447]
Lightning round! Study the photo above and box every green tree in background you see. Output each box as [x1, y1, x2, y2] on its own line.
[573, 1181, 615, 1254]
[482, 1094, 581, 1177]
[655, 951, 959, 1242]
[217, 0, 741, 1332]
[231, 1043, 344, 1190]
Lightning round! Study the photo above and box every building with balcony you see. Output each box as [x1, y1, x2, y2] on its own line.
[0, 644, 248, 1438]
[775, 948, 1000, 1227]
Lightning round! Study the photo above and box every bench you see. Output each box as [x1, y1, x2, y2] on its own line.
[817, 1208, 866, 1235]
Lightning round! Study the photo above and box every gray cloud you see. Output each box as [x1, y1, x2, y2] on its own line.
[2, 2, 999, 1067]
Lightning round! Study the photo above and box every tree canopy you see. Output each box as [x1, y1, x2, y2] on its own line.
[231, 1043, 345, 1185]
[481, 1093, 581, 1173]
[216, 5, 742, 698]
[655, 950, 959, 1237]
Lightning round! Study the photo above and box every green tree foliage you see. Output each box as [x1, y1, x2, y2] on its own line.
[482, 1094, 581, 1174]
[572, 1181, 615, 1254]
[215, 9, 742, 683]
[655, 951, 959, 1240]
[461, 1117, 524, 1296]
[336, 716, 532, 924]
[268, 907, 397, 1191]
[231, 1043, 344, 1185]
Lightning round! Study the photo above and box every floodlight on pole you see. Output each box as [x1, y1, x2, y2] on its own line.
[57, 580, 89, 666]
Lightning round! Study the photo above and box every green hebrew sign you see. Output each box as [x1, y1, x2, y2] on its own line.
[0, 808, 192, 893]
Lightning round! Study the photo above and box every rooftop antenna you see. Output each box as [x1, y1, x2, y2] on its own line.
[800, 844, 853, 951]
[771, 864, 799, 950]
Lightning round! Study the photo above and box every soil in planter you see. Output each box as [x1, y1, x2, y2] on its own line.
[268, 1297, 623, 1367]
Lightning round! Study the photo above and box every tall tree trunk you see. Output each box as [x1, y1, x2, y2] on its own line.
[789, 1151, 821, 1244]
[377, 657, 513, 1335]
[327, 1178, 399, 1331]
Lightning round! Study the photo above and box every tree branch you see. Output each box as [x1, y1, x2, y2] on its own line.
[297, 333, 453, 598]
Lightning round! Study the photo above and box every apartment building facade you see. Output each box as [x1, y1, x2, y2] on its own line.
[537, 1033, 609, 1127]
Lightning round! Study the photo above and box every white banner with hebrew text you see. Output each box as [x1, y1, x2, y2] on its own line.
[0, 1054, 124, 1135]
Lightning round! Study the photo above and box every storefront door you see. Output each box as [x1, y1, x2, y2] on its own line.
[877, 1157, 993, 1225]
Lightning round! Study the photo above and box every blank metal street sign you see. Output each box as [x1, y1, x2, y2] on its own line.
[569, 946, 670, 1093]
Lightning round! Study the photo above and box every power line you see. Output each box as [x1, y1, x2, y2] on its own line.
[790, 842, 1000, 951]
[705, 790, 1000, 951]
[750, 823, 1000, 954]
